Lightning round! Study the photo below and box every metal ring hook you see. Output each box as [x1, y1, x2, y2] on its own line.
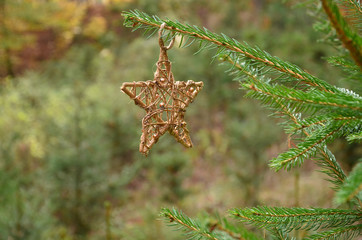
[159, 23, 175, 50]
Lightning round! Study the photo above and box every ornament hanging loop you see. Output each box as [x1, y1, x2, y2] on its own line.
[155, 23, 175, 87]
[159, 23, 175, 50]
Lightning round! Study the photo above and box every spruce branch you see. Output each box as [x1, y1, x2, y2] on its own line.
[161, 208, 261, 240]
[270, 120, 348, 171]
[231, 207, 362, 232]
[213, 215, 263, 240]
[213, 223, 245, 240]
[224, 56, 347, 187]
[316, 146, 346, 187]
[321, 0, 362, 69]
[334, 160, 362, 205]
[337, 0, 362, 29]
[346, 131, 362, 142]
[122, 10, 338, 93]
[304, 224, 362, 240]
[244, 82, 362, 112]
[267, 228, 294, 240]
[345, 0, 362, 14]
[161, 208, 221, 240]
[327, 56, 362, 82]
[227, 65, 349, 188]
[327, 56, 360, 71]
[287, 115, 360, 134]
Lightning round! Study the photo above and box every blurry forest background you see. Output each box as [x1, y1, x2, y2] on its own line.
[0, 0, 360, 239]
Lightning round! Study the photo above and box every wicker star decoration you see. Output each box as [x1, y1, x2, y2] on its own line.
[121, 23, 203, 155]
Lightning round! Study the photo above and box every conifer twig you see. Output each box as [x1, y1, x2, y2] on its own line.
[271, 121, 347, 170]
[289, 116, 360, 133]
[304, 224, 362, 240]
[212, 215, 263, 240]
[246, 83, 361, 111]
[213, 224, 245, 240]
[122, 10, 337, 93]
[224, 56, 347, 186]
[346, 0, 362, 14]
[161, 208, 220, 240]
[335, 161, 362, 204]
[320, 0, 362, 69]
[231, 207, 362, 232]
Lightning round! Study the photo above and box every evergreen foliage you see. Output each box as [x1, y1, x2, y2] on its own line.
[335, 160, 362, 204]
[123, 1, 362, 239]
[231, 207, 361, 231]
[161, 208, 262, 240]
[162, 208, 220, 240]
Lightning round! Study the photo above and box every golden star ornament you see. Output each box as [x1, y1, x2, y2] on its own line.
[121, 23, 203, 155]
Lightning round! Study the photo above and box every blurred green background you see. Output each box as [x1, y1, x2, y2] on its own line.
[0, 0, 357, 239]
